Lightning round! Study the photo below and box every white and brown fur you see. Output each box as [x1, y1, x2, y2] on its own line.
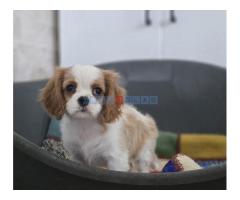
[39, 65, 160, 172]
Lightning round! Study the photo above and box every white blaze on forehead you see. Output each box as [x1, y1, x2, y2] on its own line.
[70, 65, 102, 88]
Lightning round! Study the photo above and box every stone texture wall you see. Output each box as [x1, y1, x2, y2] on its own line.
[14, 10, 58, 82]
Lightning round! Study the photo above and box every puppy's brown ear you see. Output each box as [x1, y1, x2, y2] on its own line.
[39, 68, 66, 119]
[98, 70, 126, 124]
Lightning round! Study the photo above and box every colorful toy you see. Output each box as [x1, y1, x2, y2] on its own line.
[161, 153, 202, 172]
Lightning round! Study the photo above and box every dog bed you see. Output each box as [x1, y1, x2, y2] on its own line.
[42, 118, 226, 169]
[14, 60, 226, 189]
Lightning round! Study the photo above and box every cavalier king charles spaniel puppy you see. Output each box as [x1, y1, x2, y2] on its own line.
[40, 65, 160, 172]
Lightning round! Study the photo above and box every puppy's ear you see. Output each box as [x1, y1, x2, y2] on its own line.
[39, 68, 66, 119]
[98, 69, 126, 124]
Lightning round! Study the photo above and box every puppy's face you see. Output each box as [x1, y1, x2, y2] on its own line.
[39, 65, 125, 123]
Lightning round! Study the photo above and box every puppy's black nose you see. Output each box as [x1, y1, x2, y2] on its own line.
[78, 96, 89, 107]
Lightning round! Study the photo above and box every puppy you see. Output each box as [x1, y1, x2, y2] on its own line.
[40, 65, 159, 172]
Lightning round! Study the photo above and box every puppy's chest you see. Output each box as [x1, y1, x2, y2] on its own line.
[62, 120, 113, 163]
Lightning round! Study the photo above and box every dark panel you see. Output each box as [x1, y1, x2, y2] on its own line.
[13, 80, 50, 145]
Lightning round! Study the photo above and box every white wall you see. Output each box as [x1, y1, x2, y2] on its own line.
[59, 10, 226, 67]
[13, 10, 226, 83]
[59, 11, 162, 66]
[14, 10, 58, 82]
[162, 11, 226, 67]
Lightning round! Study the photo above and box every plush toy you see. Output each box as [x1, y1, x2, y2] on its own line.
[161, 153, 202, 172]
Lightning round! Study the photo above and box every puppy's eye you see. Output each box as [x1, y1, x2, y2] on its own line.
[66, 84, 76, 93]
[92, 87, 102, 96]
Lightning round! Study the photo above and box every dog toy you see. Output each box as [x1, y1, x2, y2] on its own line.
[161, 153, 201, 172]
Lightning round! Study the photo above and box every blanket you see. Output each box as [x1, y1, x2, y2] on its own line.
[156, 131, 226, 160]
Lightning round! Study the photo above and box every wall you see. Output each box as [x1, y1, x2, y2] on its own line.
[59, 10, 226, 67]
[13, 10, 58, 82]
[59, 11, 163, 66]
[162, 10, 226, 67]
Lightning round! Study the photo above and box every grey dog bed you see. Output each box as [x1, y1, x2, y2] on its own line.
[14, 60, 226, 189]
